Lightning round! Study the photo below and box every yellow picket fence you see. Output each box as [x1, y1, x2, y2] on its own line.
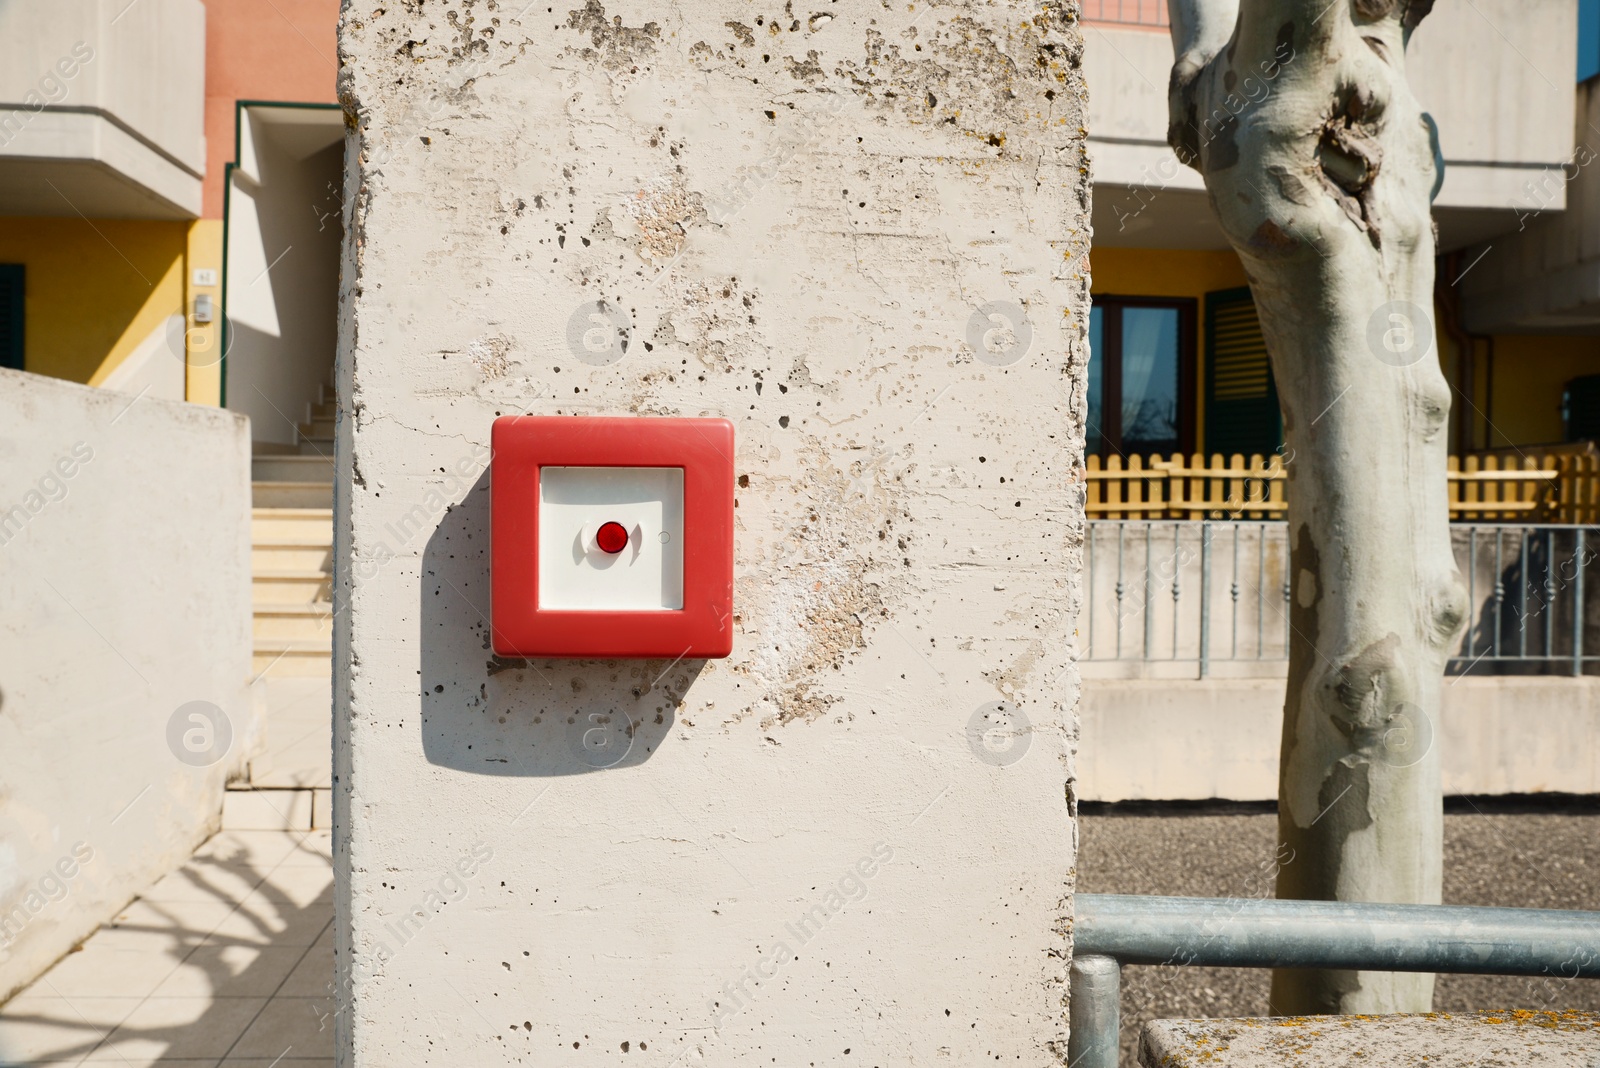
[1085, 452, 1600, 523]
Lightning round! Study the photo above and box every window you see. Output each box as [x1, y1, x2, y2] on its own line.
[1582, 0, 1600, 83]
[1087, 297, 1195, 457]
[1203, 286, 1282, 458]
[0, 264, 21, 371]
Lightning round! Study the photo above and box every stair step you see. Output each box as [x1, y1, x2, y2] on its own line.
[253, 481, 332, 508]
[311, 401, 336, 419]
[253, 541, 332, 571]
[298, 439, 334, 456]
[253, 642, 332, 678]
[299, 417, 335, 440]
[254, 604, 334, 641]
[253, 570, 332, 604]
[252, 454, 333, 483]
[252, 508, 333, 543]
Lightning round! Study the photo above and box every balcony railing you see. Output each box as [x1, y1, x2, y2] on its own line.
[1083, 520, 1600, 677]
[1085, 451, 1600, 524]
[1079, 0, 1169, 27]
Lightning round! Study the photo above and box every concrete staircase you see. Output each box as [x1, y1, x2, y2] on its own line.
[232, 385, 336, 832]
[251, 389, 334, 679]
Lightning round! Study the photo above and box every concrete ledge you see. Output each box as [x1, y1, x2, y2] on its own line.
[1079, 677, 1600, 802]
[1140, 1012, 1600, 1067]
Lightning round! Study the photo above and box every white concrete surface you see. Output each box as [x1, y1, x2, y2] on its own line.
[0, 828, 334, 1067]
[1079, 676, 1600, 802]
[335, 2, 1088, 1064]
[1459, 78, 1600, 333]
[247, 678, 332, 791]
[0, 369, 254, 1004]
[0, 0, 206, 218]
[99, 315, 189, 404]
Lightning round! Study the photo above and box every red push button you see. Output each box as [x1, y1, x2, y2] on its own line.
[596, 521, 629, 555]
[490, 415, 735, 659]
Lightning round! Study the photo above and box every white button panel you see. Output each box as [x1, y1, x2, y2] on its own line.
[538, 466, 685, 610]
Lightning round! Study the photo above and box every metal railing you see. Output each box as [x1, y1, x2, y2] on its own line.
[1082, 521, 1600, 677]
[1068, 893, 1600, 1068]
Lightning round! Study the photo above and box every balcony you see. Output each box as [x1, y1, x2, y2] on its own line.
[0, 0, 206, 219]
[1080, 451, 1600, 683]
[1084, 0, 1580, 253]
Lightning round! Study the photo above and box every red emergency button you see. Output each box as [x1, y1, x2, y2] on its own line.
[490, 415, 734, 659]
[596, 521, 629, 554]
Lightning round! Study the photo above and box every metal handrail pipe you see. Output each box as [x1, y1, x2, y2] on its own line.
[1076, 894, 1600, 977]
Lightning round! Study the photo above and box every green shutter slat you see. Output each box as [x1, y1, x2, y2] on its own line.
[1204, 285, 1281, 456]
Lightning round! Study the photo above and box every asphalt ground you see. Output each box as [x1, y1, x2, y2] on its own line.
[1076, 802, 1600, 1065]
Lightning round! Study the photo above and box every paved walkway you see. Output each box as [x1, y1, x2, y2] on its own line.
[0, 829, 334, 1067]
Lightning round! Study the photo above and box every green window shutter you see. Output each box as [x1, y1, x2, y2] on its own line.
[0, 265, 21, 371]
[1204, 286, 1281, 456]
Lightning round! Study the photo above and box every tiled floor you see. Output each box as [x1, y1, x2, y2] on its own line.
[0, 829, 335, 1067]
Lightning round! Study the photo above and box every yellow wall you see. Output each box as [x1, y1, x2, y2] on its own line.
[1484, 334, 1600, 447]
[1090, 246, 1250, 301]
[0, 217, 188, 386]
[1089, 247, 1250, 452]
[185, 219, 224, 406]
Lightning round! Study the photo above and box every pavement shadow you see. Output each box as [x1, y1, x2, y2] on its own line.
[0, 829, 334, 1064]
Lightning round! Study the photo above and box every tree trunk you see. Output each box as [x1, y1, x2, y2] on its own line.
[1164, 0, 1466, 1014]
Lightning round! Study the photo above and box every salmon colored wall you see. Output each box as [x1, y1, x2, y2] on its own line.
[0, 218, 186, 385]
[200, 0, 341, 218]
[1089, 247, 1251, 452]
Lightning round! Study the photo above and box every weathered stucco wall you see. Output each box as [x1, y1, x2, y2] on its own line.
[0, 369, 252, 1005]
[334, 1, 1089, 1063]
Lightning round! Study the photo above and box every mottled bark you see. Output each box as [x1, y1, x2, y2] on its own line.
[1165, 0, 1466, 1014]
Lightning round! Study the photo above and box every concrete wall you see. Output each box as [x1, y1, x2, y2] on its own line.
[1079, 677, 1600, 802]
[1459, 78, 1600, 334]
[0, 0, 207, 218]
[0, 369, 253, 1004]
[335, 2, 1087, 1064]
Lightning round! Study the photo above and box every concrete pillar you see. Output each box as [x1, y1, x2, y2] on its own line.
[334, 3, 1089, 1063]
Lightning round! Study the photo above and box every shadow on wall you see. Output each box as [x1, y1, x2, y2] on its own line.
[227, 128, 343, 448]
[1455, 527, 1600, 676]
[418, 469, 701, 776]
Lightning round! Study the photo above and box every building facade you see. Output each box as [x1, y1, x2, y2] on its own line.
[0, 0, 340, 427]
[4, 1, 1593, 457]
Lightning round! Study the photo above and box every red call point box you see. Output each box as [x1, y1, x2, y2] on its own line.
[490, 416, 735, 659]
